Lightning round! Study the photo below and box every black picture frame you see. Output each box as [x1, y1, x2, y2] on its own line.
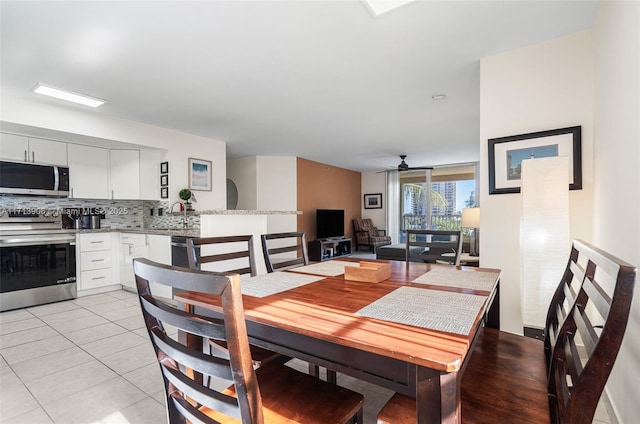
[160, 174, 168, 187]
[160, 187, 168, 199]
[488, 126, 582, 195]
[364, 193, 383, 209]
[160, 161, 169, 174]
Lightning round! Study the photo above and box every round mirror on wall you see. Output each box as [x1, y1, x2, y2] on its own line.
[226, 178, 238, 209]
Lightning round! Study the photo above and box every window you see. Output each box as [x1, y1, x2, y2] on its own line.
[398, 163, 477, 242]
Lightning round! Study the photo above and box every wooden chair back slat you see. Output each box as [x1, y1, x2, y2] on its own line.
[153, 329, 240, 417]
[260, 232, 309, 273]
[187, 235, 258, 277]
[582, 276, 612, 321]
[139, 295, 227, 346]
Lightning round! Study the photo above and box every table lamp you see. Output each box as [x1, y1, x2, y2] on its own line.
[461, 207, 480, 256]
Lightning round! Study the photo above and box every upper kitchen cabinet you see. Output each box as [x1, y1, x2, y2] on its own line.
[110, 149, 140, 199]
[139, 149, 161, 200]
[109, 149, 161, 200]
[67, 144, 109, 199]
[0, 132, 67, 166]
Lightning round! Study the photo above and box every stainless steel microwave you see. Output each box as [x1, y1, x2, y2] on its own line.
[0, 160, 70, 197]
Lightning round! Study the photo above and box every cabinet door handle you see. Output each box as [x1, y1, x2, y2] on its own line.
[70, 188, 74, 198]
[111, 190, 114, 200]
[90, 241, 104, 244]
[91, 259, 105, 262]
[92, 276, 105, 280]
[32, 151, 35, 163]
[24, 150, 28, 162]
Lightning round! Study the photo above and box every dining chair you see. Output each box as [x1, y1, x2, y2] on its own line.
[133, 257, 364, 424]
[405, 229, 462, 265]
[187, 235, 282, 368]
[260, 231, 338, 384]
[260, 232, 309, 272]
[377, 239, 637, 424]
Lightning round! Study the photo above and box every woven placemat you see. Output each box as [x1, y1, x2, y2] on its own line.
[240, 272, 324, 298]
[413, 267, 499, 292]
[355, 286, 487, 335]
[288, 260, 360, 277]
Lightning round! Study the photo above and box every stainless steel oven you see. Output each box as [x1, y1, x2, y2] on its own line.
[0, 209, 76, 311]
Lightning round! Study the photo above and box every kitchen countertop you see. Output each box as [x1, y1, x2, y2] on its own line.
[74, 228, 200, 237]
[168, 209, 302, 216]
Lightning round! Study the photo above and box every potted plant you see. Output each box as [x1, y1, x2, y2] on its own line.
[179, 188, 195, 211]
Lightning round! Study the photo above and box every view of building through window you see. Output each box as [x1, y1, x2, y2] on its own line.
[400, 164, 477, 240]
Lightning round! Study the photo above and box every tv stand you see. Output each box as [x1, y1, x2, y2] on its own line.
[308, 238, 352, 262]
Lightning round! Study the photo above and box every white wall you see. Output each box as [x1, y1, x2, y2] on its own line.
[256, 156, 297, 232]
[227, 155, 298, 232]
[0, 93, 227, 209]
[479, 30, 595, 335]
[361, 171, 387, 230]
[227, 156, 258, 210]
[593, 1, 640, 422]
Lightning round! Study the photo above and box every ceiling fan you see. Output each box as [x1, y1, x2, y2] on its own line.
[380, 155, 433, 173]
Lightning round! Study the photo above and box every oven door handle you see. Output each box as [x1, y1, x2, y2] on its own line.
[0, 238, 76, 247]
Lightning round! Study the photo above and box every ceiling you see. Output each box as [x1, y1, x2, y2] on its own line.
[0, 1, 599, 172]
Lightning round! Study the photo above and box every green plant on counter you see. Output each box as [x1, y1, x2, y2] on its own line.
[179, 188, 192, 203]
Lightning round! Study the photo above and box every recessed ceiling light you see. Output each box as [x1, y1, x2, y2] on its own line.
[31, 83, 106, 108]
[432, 94, 447, 102]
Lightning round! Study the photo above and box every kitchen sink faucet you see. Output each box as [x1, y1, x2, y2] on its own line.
[169, 201, 188, 229]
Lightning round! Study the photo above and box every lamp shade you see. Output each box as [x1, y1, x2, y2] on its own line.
[461, 207, 480, 228]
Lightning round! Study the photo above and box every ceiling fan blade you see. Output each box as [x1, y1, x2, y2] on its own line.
[405, 166, 433, 170]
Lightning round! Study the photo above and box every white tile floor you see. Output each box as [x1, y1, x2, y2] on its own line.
[0, 287, 613, 424]
[0, 289, 393, 424]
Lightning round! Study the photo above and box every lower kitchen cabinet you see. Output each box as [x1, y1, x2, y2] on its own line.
[77, 232, 118, 294]
[76, 231, 173, 297]
[120, 233, 147, 291]
[146, 234, 172, 299]
[120, 233, 172, 299]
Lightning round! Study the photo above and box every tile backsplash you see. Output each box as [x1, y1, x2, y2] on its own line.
[0, 196, 199, 230]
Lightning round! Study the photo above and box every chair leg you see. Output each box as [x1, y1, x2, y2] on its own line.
[327, 369, 337, 384]
[309, 363, 338, 384]
[309, 363, 320, 377]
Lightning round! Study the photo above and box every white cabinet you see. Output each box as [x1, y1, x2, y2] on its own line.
[146, 234, 172, 299]
[28, 138, 68, 165]
[67, 144, 109, 199]
[110, 149, 140, 200]
[120, 233, 148, 290]
[0, 132, 67, 165]
[0, 133, 29, 161]
[78, 233, 115, 292]
[140, 149, 161, 200]
[109, 149, 162, 200]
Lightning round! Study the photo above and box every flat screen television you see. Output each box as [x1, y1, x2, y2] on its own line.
[316, 209, 344, 239]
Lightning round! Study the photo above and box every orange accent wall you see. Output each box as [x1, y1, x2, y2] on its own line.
[297, 158, 361, 240]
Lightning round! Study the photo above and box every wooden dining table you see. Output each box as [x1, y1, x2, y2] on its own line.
[174, 258, 501, 424]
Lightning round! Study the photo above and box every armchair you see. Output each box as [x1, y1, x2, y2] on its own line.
[352, 218, 392, 252]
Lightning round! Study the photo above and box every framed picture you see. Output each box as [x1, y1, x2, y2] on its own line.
[160, 161, 169, 174]
[188, 158, 212, 191]
[160, 187, 168, 199]
[488, 126, 582, 195]
[364, 193, 383, 209]
[160, 174, 168, 187]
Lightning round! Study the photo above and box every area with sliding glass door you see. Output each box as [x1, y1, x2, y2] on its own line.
[389, 163, 479, 254]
